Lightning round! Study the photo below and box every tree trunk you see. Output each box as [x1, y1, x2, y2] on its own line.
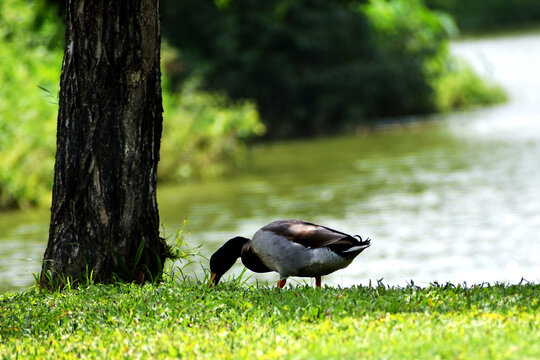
[40, 0, 169, 288]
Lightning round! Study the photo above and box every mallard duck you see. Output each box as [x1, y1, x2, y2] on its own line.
[209, 219, 371, 288]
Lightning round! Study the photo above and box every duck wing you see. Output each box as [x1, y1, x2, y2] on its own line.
[261, 220, 370, 252]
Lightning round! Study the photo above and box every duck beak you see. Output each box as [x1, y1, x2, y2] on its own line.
[209, 272, 218, 287]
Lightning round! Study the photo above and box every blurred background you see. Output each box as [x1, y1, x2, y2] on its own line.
[1, 0, 539, 291]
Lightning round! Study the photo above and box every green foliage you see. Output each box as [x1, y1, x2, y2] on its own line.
[362, 0, 455, 116]
[160, 76, 264, 182]
[0, 0, 507, 208]
[363, 0, 506, 114]
[435, 59, 507, 111]
[162, 0, 505, 138]
[1, 281, 538, 358]
[0, 0, 62, 208]
[425, 0, 540, 34]
[163, 0, 375, 138]
[0, 1, 264, 209]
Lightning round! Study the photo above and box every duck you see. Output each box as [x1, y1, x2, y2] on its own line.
[209, 219, 371, 288]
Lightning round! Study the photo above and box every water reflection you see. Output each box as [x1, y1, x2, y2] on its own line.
[2, 32, 540, 291]
[0, 211, 49, 291]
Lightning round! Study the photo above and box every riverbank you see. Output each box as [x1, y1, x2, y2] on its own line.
[1, 0, 507, 209]
[1, 280, 538, 359]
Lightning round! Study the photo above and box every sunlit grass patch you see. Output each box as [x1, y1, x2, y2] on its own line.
[1, 280, 538, 359]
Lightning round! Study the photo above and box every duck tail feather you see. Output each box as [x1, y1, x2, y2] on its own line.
[354, 235, 371, 246]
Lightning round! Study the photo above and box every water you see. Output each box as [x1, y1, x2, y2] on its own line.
[2, 32, 540, 291]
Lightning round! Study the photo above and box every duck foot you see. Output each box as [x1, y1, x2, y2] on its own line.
[315, 276, 322, 288]
[277, 279, 287, 288]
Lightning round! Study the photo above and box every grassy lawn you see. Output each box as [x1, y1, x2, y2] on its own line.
[1, 279, 538, 359]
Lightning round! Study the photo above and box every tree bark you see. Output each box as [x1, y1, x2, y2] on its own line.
[40, 0, 168, 288]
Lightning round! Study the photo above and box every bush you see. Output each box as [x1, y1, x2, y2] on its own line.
[162, 0, 375, 138]
[434, 60, 507, 111]
[162, 0, 504, 138]
[0, 1, 265, 209]
[0, 0, 505, 208]
[363, 0, 506, 113]
[0, 0, 63, 208]
[361, 0, 456, 116]
[160, 76, 265, 182]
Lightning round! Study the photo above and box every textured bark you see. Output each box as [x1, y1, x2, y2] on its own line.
[40, 0, 168, 288]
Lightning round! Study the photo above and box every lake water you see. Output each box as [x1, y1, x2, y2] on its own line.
[2, 32, 540, 291]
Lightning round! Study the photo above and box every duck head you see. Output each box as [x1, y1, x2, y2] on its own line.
[209, 236, 250, 286]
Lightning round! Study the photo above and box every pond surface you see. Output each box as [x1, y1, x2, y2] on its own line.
[2, 32, 540, 292]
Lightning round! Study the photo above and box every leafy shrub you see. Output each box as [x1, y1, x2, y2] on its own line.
[160, 76, 265, 182]
[0, 1, 265, 209]
[0, 0, 62, 208]
[0, 0, 506, 208]
[361, 0, 456, 116]
[162, 0, 375, 138]
[162, 0, 504, 138]
[434, 59, 506, 111]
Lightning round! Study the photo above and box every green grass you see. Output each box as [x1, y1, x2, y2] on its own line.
[1, 278, 538, 359]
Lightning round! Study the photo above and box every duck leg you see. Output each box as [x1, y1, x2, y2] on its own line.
[277, 279, 287, 288]
[315, 276, 322, 288]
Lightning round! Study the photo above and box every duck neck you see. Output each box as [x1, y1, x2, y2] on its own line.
[210, 236, 251, 281]
[224, 236, 250, 256]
